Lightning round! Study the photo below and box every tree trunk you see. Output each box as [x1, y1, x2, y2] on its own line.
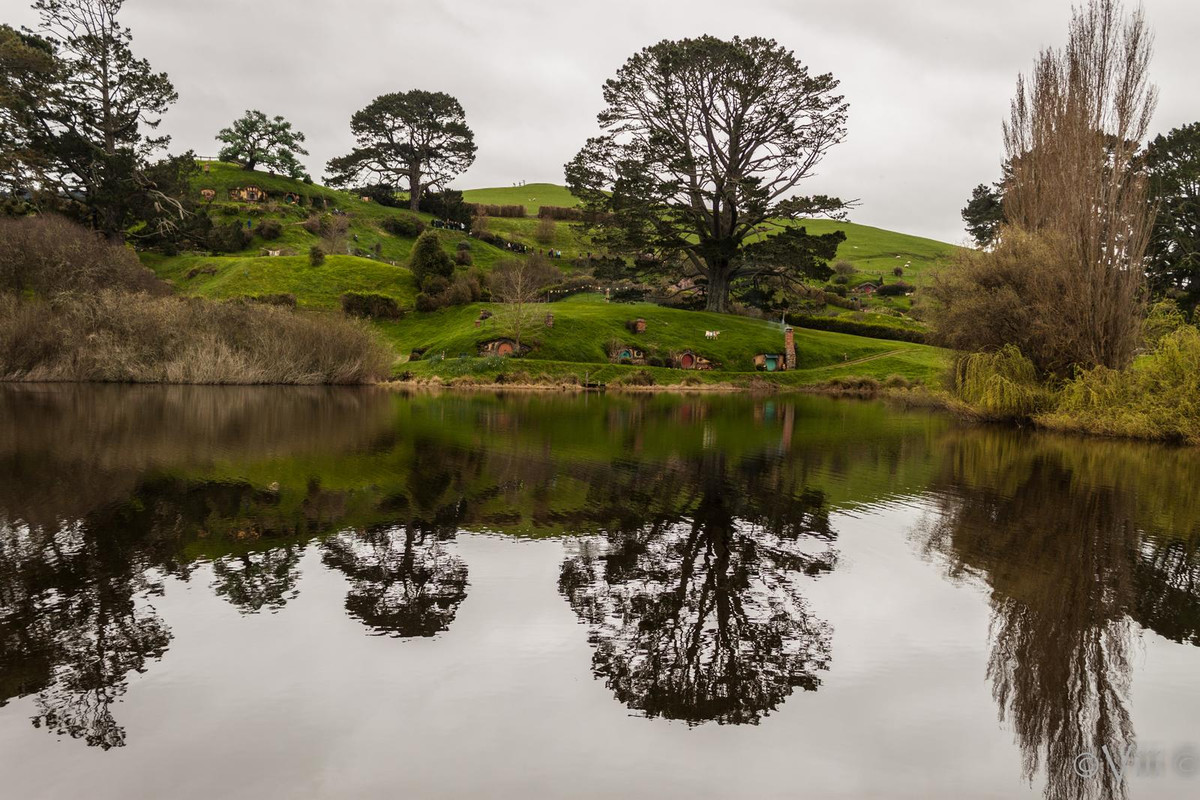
[705, 266, 731, 313]
[244, 158, 256, 171]
[408, 166, 422, 212]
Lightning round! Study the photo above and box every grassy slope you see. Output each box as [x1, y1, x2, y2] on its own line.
[142, 252, 419, 309]
[144, 163, 513, 305]
[145, 168, 952, 386]
[377, 293, 947, 383]
[461, 183, 581, 213]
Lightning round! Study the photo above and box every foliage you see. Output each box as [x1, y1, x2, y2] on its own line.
[0, 290, 391, 383]
[787, 313, 927, 344]
[1, 0, 180, 239]
[961, 183, 1004, 248]
[566, 35, 850, 312]
[216, 109, 309, 178]
[256, 219, 282, 240]
[418, 189, 473, 225]
[1042, 326, 1200, 443]
[875, 281, 913, 297]
[1144, 122, 1200, 310]
[355, 183, 403, 207]
[325, 90, 476, 211]
[208, 220, 251, 253]
[341, 291, 403, 320]
[950, 345, 1052, 419]
[379, 213, 425, 237]
[535, 216, 556, 244]
[247, 293, 296, 309]
[408, 230, 454, 284]
[996, 0, 1153, 371]
[309, 245, 325, 266]
[0, 214, 164, 294]
[466, 203, 524, 218]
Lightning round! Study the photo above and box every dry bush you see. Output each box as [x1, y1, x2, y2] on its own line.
[0, 215, 166, 295]
[535, 216, 557, 244]
[0, 291, 392, 384]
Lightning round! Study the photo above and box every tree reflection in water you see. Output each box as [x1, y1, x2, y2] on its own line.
[559, 452, 836, 725]
[320, 438, 480, 638]
[322, 525, 468, 637]
[916, 431, 1200, 800]
[0, 518, 170, 750]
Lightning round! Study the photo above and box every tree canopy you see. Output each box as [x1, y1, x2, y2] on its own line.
[326, 90, 476, 211]
[565, 35, 850, 312]
[961, 182, 1004, 248]
[1144, 122, 1200, 310]
[0, 0, 180, 239]
[216, 109, 309, 178]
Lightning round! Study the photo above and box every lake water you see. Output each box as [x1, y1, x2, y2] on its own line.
[1, 385, 1197, 799]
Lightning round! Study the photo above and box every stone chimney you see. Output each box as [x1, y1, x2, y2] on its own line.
[784, 326, 796, 370]
[634, 318, 646, 334]
[545, 312, 554, 328]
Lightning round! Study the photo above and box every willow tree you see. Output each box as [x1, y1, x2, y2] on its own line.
[566, 36, 850, 313]
[326, 90, 476, 211]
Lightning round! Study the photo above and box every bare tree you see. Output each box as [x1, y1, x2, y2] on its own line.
[488, 256, 558, 352]
[931, 0, 1157, 375]
[1001, 0, 1156, 369]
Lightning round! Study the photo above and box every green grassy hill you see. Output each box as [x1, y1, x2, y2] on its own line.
[378, 293, 947, 385]
[142, 252, 419, 309]
[462, 183, 581, 213]
[140, 165, 953, 386]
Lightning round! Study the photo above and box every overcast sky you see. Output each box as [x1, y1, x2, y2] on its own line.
[6, 0, 1197, 243]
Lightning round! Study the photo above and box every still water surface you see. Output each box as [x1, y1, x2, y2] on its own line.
[0, 385, 1198, 799]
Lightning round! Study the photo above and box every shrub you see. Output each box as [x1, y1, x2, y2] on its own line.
[415, 292, 440, 312]
[465, 203, 525, 218]
[893, 266, 904, 277]
[208, 221, 252, 253]
[535, 216, 557, 244]
[409, 230, 455, 284]
[950, 345, 1052, 419]
[248, 293, 297, 309]
[833, 260, 856, 278]
[876, 281, 913, 297]
[380, 214, 425, 237]
[0, 291, 391, 383]
[185, 265, 218, 280]
[610, 286, 647, 303]
[442, 274, 481, 306]
[0, 215, 165, 295]
[613, 369, 656, 387]
[341, 292, 403, 320]
[257, 219, 283, 240]
[833, 275, 848, 285]
[926, 229, 1142, 378]
[455, 249, 473, 266]
[787, 314, 927, 344]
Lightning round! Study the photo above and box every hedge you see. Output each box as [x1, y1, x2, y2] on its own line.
[341, 292, 404, 320]
[786, 313, 928, 344]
